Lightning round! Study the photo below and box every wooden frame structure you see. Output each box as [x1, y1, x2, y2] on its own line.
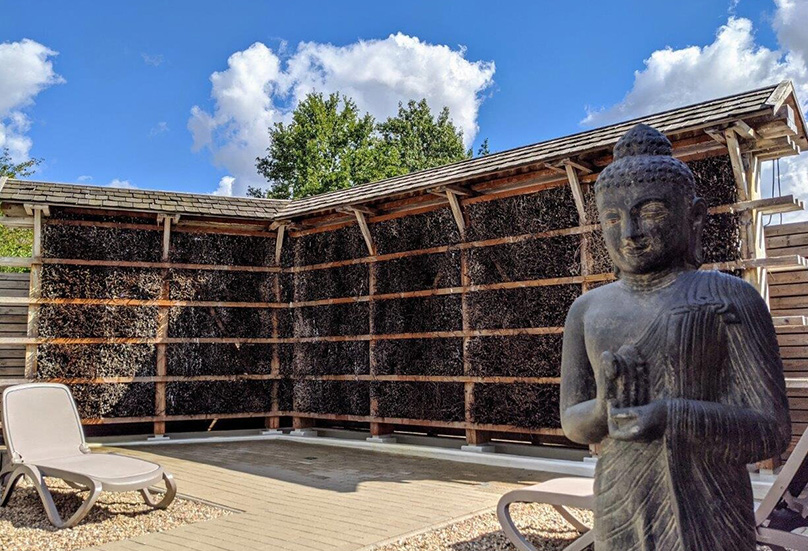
[0, 82, 805, 448]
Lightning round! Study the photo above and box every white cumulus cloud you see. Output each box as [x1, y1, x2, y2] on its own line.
[189, 33, 495, 196]
[581, 5, 808, 221]
[0, 39, 64, 163]
[107, 178, 136, 189]
[76, 175, 93, 182]
[213, 176, 235, 196]
[150, 121, 169, 136]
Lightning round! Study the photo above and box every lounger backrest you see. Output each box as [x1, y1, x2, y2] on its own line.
[2, 383, 86, 463]
[756, 427, 808, 525]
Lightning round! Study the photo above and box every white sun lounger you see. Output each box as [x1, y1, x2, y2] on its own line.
[498, 428, 808, 551]
[0, 383, 176, 528]
[497, 476, 594, 551]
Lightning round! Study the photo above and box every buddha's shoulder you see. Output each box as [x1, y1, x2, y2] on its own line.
[566, 280, 621, 316]
[680, 269, 760, 298]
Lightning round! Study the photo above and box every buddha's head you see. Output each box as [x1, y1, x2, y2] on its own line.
[594, 124, 707, 277]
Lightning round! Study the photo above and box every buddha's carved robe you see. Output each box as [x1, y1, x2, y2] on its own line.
[591, 272, 790, 550]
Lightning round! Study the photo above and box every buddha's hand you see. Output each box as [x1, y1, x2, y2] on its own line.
[599, 345, 648, 409]
[607, 400, 668, 442]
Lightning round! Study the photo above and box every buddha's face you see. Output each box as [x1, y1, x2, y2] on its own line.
[596, 182, 703, 276]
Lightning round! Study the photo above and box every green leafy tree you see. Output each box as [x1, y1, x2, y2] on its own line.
[476, 138, 490, 157]
[377, 99, 469, 174]
[253, 94, 489, 199]
[0, 149, 40, 178]
[255, 93, 398, 199]
[0, 148, 39, 272]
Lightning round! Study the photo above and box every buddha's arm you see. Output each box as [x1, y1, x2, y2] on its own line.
[560, 298, 608, 445]
[666, 284, 791, 465]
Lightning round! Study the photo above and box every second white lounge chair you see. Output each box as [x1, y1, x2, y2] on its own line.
[497, 428, 808, 551]
[0, 383, 177, 528]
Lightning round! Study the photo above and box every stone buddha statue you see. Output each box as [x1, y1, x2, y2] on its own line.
[560, 123, 791, 550]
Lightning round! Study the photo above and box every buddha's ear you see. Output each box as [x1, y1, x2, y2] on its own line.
[687, 197, 707, 268]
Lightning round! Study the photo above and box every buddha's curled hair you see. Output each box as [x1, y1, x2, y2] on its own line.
[595, 123, 696, 196]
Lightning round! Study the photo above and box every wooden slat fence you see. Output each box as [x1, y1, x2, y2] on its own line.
[767, 221, 808, 453]
[0, 272, 29, 380]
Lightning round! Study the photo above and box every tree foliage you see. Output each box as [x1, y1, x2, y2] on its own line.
[377, 99, 468, 174]
[253, 93, 399, 200]
[0, 149, 41, 179]
[253, 94, 487, 199]
[0, 148, 38, 272]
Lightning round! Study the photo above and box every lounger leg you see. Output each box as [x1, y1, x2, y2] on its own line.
[553, 505, 591, 533]
[498, 496, 594, 551]
[0, 467, 23, 507]
[20, 465, 102, 528]
[497, 498, 540, 551]
[563, 529, 595, 551]
[141, 472, 177, 510]
[757, 526, 808, 551]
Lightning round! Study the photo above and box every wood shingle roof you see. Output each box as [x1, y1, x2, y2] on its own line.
[2, 81, 804, 222]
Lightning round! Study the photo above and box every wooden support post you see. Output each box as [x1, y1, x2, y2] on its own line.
[154, 215, 172, 437]
[725, 130, 749, 202]
[270, 235, 282, 429]
[293, 417, 315, 430]
[460, 241, 488, 446]
[370, 423, 394, 437]
[269, 223, 285, 430]
[24, 207, 44, 379]
[353, 210, 376, 256]
[740, 154, 768, 301]
[445, 190, 466, 235]
[367, 260, 392, 438]
[275, 223, 286, 265]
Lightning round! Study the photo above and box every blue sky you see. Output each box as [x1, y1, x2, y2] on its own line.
[1, 0, 806, 202]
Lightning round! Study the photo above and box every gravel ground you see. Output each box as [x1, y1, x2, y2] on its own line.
[372, 504, 783, 551]
[0, 477, 231, 551]
[373, 503, 593, 551]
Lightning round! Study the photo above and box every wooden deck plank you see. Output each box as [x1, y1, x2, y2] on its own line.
[87, 439, 550, 551]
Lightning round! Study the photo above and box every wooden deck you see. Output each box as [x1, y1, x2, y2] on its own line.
[91, 439, 552, 551]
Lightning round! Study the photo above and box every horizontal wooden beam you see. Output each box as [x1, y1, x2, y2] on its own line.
[40, 257, 281, 273]
[0, 257, 33, 268]
[39, 374, 561, 385]
[711, 195, 804, 216]
[774, 316, 808, 327]
[75, 410, 566, 436]
[0, 217, 34, 229]
[707, 255, 808, 273]
[0, 327, 566, 346]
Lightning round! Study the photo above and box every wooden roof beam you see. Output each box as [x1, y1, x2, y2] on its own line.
[275, 223, 286, 265]
[427, 184, 477, 197]
[724, 129, 749, 202]
[336, 204, 377, 216]
[765, 80, 794, 114]
[157, 213, 180, 225]
[543, 163, 567, 175]
[563, 163, 588, 225]
[729, 120, 758, 140]
[347, 209, 375, 255]
[705, 127, 727, 144]
[558, 158, 593, 174]
[445, 190, 466, 235]
[23, 204, 50, 217]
